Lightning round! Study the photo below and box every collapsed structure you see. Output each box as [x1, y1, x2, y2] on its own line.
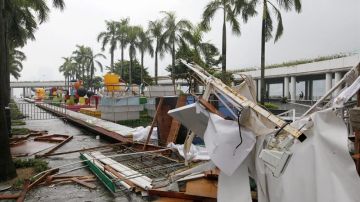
[11, 59, 360, 201]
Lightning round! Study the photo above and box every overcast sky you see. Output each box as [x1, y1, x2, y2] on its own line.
[16, 0, 360, 81]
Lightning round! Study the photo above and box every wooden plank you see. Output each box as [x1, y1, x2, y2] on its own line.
[104, 165, 136, 188]
[167, 95, 187, 144]
[156, 97, 175, 146]
[71, 177, 96, 189]
[143, 97, 164, 150]
[185, 178, 217, 198]
[148, 189, 213, 201]
[0, 194, 20, 199]
[36, 142, 125, 158]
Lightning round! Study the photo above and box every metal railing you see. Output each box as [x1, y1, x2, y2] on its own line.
[10, 100, 67, 120]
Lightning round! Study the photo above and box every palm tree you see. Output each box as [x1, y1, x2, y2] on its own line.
[181, 23, 220, 67]
[148, 20, 166, 85]
[85, 49, 106, 90]
[97, 21, 119, 72]
[0, 0, 65, 182]
[9, 49, 26, 80]
[201, 0, 256, 76]
[116, 18, 130, 78]
[138, 28, 154, 84]
[161, 11, 192, 86]
[259, 0, 301, 104]
[126, 25, 142, 85]
[59, 57, 75, 88]
[72, 45, 89, 80]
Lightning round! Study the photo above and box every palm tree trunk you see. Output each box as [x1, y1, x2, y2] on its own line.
[90, 63, 94, 91]
[221, 7, 227, 77]
[260, 1, 267, 105]
[129, 50, 133, 85]
[110, 49, 114, 72]
[0, 0, 17, 181]
[121, 45, 124, 78]
[4, 20, 9, 106]
[155, 48, 158, 85]
[171, 40, 176, 92]
[140, 51, 144, 84]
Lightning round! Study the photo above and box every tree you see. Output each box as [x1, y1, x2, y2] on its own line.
[148, 20, 166, 85]
[85, 49, 105, 90]
[72, 45, 90, 80]
[161, 11, 192, 86]
[201, 0, 256, 76]
[97, 20, 119, 72]
[116, 18, 130, 78]
[9, 49, 26, 80]
[126, 25, 141, 85]
[138, 28, 154, 84]
[181, 23, 221, 68]
[0, 0, 65, 182]
[259, 0, 301, 104]
[113, 60, 153, 85]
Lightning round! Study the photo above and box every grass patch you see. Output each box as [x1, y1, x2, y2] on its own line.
[262, 102, 279, 110]
[11, 120, 26, 126]
[11, 127, 30, 135]
[117, 110, 153, 128]
[13, 158, 49, 173]
[10, 159, 50, 189]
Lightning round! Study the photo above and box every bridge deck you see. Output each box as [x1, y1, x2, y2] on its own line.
[35, 102, 135, 142]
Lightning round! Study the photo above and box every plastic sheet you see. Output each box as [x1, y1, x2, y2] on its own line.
[204, 113, 256, 176]
[131, 126, 158, 142]
[167, 143, 210, 161]
[255, 109, 360, 202]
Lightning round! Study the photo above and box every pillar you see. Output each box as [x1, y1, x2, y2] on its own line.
[257, 79, 261, 102]
[23, 87, 25, 98]
[334, 72, 342, 96]
[10, 88, 14, 98]
[284, 77, 289, 98]
[290, 76, 296, 101]
[325, 72, 332, 93]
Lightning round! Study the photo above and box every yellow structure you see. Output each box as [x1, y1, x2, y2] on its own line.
[35, 88, 45, 100]
[79, 108, 101, 118]
[104, 73, 121, 92]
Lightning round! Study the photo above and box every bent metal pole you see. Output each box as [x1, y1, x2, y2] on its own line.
[179, 59, 306, 142]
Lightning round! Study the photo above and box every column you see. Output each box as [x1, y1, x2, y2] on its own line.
[284, 77, 289, 99]
[325, 72, 332, 93]
[334, 72, 342, 96]
[290, 76, 296, 101]
[22, 87, 25, 98]
[257, 79, 261, 102]
[10, 88, 14, 98]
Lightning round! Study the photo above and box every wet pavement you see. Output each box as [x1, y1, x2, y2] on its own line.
[7, 100, 147, 202]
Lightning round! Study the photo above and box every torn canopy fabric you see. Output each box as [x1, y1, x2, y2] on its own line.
[204, 113, 256, 176]
[255, 109, 360, 202]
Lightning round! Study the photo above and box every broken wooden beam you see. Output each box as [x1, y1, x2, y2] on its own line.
[71, 177, 97, 189]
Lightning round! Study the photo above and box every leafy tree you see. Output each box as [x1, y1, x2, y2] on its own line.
[161, 11, 192, 86]
[97, 20, 119, 72]
[0, 0, 65, 182]
[9, 49, 26, 80]
[201, 0, 256, 76]
[113, 60, 153, 85]
[148, 20, 166, 84]
[72, 45, 89, 80]
[181, 23, 221, 68]
[138, 28, 154, 84]
[85, 49, 105, 90]
[258, 0, 301, 104]
[116, 18, 130, 77]
[126, 25, 141, 84]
